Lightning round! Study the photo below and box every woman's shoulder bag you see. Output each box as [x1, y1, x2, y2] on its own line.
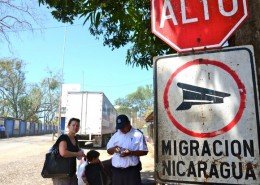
[41, 134, 72, 178]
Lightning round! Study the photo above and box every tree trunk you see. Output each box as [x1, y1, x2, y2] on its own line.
[232, 1, 260, 88]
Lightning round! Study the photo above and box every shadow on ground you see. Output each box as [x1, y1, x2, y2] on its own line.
[142, 171, 156, 185]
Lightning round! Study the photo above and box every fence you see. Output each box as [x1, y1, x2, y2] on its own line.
[0, 117, 57, 138]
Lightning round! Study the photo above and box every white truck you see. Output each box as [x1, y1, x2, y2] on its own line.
[65, 91, 117, 147]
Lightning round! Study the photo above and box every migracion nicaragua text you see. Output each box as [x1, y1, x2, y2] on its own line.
[160, 139, 257, 180]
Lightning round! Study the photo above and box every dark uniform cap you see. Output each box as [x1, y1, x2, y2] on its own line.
[116, 114, 130, 129]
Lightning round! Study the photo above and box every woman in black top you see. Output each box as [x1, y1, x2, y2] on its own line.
[52, 118, 85, 185]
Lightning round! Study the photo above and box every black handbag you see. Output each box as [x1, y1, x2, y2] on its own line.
[41, 137, 71, 178]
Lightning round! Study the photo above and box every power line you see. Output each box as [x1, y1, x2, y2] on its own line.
[84, 78, 152, 88]
[5, 23, 82, 32]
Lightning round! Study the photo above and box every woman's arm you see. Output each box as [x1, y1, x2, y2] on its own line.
[59, 141, 84, 158]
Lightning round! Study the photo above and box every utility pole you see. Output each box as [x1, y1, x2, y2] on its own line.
[58, 25, 67, 136]
[82, 71, 85, 91]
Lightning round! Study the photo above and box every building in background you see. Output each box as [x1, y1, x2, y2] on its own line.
[60, 84, 81, 133]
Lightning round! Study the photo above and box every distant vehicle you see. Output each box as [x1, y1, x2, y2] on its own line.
[64, 91, 117, 147]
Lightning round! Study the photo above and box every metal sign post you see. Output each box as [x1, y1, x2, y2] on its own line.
[154, 46, 259, 184]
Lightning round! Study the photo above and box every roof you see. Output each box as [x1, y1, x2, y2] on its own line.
[145, 112, 154, 122]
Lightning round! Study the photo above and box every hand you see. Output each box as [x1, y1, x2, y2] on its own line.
[113, 146, 121, 154]
[120, 149, 132, 157]
[77, 150, 85, 159]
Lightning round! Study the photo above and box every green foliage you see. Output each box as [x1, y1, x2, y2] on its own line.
[40, 71, 62, 125]
[114, 98, 132, 116]
[0, 59, 26, 118]
[39, 0, 174, 68]
[0, 59, 44, 122]
[0, 59, 61, 124]
[18, 85, 43, 122]
[114, 84, 153, 128]
[127, 85, 153, 117]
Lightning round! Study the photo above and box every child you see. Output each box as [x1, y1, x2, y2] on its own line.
[84, 150, 111, 185]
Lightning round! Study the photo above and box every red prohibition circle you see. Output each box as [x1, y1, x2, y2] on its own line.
[163, 59, 246, 138]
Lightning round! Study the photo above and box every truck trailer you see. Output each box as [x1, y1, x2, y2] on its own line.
[65, 91, 117, 147]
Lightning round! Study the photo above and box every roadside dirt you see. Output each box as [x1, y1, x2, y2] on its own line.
[0, 135, 155, 185]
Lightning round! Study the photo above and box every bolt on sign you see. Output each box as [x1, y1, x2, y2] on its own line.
[154, 46, 259, 184]
[151, 0, 249, 52]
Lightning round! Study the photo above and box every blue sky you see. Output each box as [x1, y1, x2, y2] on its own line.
[0, 5, 153, 104]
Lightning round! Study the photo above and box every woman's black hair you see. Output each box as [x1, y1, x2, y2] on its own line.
[86, 150, 100, 162]
[68, 118, 80, 126]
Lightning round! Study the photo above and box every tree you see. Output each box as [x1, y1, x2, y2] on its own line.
[231, 2, 260, 80]
[0, 59, 26, 118]
[38, 1, 260, 70]
[115, 98, 132, 116]
[114, 84, 153, 128]
[0, 59, 61, 124]
[0, 0, 41, 45]
[18, 84, 42, 122]
[0, 59, 43, 122]
[38, 0, 171, 68]
[40, 71, 61, 126]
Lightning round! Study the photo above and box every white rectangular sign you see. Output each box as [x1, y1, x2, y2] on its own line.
[154, 46, 259, 184]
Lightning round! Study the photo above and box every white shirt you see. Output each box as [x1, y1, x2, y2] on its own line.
[106, 127, 148, 168]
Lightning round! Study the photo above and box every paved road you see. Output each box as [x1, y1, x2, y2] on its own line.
[0, 135, 155, 185]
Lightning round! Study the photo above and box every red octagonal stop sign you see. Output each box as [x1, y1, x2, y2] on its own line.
[151, 0, 249, 53]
